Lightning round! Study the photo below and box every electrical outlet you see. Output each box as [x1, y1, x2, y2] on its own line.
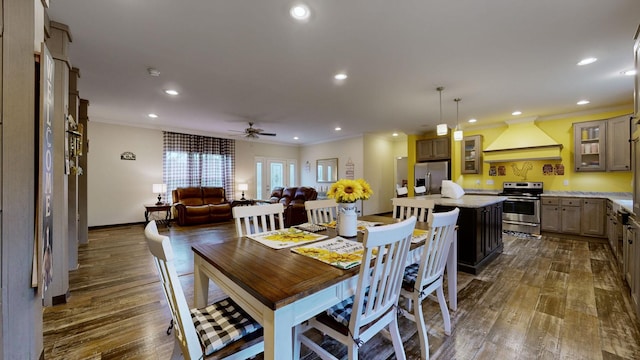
[486, 179, 494, 185]
[563, 180, 569, 186]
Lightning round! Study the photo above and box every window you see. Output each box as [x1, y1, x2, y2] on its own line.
[163, 132, 235, 201]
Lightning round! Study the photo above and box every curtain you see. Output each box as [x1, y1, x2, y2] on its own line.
[163, 131, 235, 201]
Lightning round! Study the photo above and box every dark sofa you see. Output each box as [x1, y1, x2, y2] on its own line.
[172, 186, 232, 226]
[267, 186, 318, 227]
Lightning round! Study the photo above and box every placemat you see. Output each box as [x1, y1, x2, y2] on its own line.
[246, 228, 328, 249]
[411, 229, 429, 243]
[321, 220, 384, 233]
[292, 236, 377, 269]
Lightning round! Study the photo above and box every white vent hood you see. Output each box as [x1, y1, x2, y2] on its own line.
[483, 117, 563, 163]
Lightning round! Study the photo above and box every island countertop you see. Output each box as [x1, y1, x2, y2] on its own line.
[412, 194, 507, 208]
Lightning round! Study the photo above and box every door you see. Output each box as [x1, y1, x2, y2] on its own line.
[255, 157, 296, 199]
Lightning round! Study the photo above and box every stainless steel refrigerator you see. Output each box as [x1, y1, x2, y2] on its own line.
[414, 161, 450, 195]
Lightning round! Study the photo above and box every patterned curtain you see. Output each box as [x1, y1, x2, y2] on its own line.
[163, 132, 235, 201]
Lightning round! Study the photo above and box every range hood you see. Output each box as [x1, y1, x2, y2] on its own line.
[483, 117, 563, 163]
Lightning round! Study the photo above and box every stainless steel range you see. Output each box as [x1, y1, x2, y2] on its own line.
[499, 181, 543, 235]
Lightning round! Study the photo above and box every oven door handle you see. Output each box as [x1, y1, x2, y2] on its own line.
[504, 198, 538, 202]
[503, 220, 540, 227]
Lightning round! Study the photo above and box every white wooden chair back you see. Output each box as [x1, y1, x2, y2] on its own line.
[144, 221, 203, 359]
[305, 199, 339, 224]
[392, 197, 435, 223]
[401, 208, 459, 359]
[396, 186, 408, 197]
[416, 208, 459, 289]
[414, 185, 427, 195]
[233, 203, 285, 237]
[349, 216, 416, 341]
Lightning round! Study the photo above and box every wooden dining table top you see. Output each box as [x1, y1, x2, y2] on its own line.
[191, 215, 430, 311]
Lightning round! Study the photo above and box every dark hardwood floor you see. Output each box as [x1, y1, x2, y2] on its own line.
[43, 221, 640, 359]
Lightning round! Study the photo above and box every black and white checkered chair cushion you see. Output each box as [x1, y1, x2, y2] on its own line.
[402, 263, 420, 291]
[190, 298, 262, 356]
[325, 292, 370, 327]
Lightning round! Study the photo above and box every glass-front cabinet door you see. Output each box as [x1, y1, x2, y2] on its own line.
[574, 120, 607, 172]
[461, 135, 482, 174]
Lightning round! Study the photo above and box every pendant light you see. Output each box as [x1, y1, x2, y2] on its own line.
[453, 98, 463, 141]
[436, 86, 447, 136]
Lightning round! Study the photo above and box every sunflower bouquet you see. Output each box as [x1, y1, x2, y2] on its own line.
[326, 178, 373, 203]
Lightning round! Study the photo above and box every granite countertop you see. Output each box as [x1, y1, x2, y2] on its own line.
[541, 191, 633, 213]
[413, 194, 507, 208]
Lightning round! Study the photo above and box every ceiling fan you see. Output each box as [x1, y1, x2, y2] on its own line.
[232, 122, 277, 139]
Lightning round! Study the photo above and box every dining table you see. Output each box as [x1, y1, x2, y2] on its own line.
[191, 215, 457, 360]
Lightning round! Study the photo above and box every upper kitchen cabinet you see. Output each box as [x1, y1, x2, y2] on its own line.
[574, 120, 606, 172]
[416, 137, 450, 162]
[461, 135, 482, 174]
[607, 115, 632, 171]
[574, 116, 631, 172]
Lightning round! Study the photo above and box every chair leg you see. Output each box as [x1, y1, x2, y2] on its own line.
[170, 337, 184, 360]
[413, 293, 430, 360]
[388, 317, 407, 360]
[436, 286, 452, 336]
[406, 296, 413, 312]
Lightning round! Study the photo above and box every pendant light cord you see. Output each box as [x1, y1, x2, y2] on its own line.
[454, 98, 461, 130]
[437, 86, 444, 123]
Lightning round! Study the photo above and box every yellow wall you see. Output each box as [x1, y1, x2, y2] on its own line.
[414, 109, 633, 194]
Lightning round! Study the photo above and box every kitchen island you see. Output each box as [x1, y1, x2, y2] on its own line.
[414, 194, 507, 274]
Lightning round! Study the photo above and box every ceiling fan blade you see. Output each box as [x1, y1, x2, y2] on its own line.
[259, 132, 277, 136]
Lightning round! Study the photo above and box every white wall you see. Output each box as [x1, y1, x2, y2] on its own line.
[87, 122, 163, 226]
[300, 136, 365, 212]
[363, 134, 397, 215]
[87, 123, 302, 225]
[87, 122, 409, 224]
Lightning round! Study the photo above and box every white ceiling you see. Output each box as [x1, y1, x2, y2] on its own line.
[47, 0, 640, 145]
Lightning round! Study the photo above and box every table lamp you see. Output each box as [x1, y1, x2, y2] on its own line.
[153, 183, 167, 205]
[238, 183, 249, 200]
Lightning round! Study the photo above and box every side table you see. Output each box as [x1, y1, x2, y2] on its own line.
[144, 203, 172, 227]
[231, 199, 256, 207]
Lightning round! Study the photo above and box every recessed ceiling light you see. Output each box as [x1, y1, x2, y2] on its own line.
[293, 136, 299, 140]
[290, 3, 310, 20]
[512, 111, 522, 116]
[392, 132, 398, 137]
[623, 69, 637, 76]
[577, 100, 590, 105]
[148, 113, 158, 118]
[577, 57, 597, 66]
[335, 127, 342, 131]
[164, 89, 179, 96]
[468, 118, 477, 123]
[334, 73, 348, 80]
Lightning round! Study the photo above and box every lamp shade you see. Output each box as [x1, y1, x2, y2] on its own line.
[153, 183, 167, 193]
[238, 183, 249, 191]
[454, 129, 464, 141]
[437, 124, 448, 136]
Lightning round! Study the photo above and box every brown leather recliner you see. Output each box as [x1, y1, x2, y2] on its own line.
[172, 187, 232, 226]
[266, 186, 318, 227]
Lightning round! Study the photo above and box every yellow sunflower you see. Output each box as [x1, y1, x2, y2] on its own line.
[327, 178, 373, 203]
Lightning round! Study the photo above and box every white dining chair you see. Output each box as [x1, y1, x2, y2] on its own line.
[232, 203, 285, 237]
[400, 208, 459, 360]
[414, 185, 427, 196]
[144, 221, 264, 360]
[392, 197, 435, 223]
[295, 216, 417, 360]
[396, 186, 409, 198]
[305, 199, 339, 224]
